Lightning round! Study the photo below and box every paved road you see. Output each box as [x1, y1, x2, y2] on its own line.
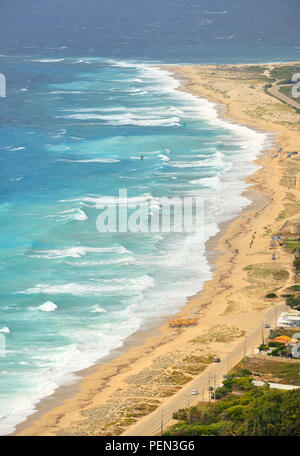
[268, 85, 300, 110]
[122, 302, 287, 436]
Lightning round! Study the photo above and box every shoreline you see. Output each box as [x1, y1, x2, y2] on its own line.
[14, 184, 267, 436]
[15, 62, 300, 436]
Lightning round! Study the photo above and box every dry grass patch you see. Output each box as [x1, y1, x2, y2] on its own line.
[189, 324, 245, 344]
[245, 263, 289, 283]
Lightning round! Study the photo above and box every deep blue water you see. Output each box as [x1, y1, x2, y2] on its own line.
[0, 0, 300, 63]
[0, 0, 297, 435]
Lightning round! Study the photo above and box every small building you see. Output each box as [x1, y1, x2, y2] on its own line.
[252, 380, 300, 390]
[252, 380, 265, 387]
[268, 382, 300, 390]
[277, 311, 300, 328]
[292, 342, 300, 359]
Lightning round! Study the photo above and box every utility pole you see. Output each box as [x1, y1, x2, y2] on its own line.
[244, 336, 247, 357]
[208, 373, 211, 403]
[213, 374, 216, 401]
[261, 321, 264, 345]
[160, 411, 163, 436]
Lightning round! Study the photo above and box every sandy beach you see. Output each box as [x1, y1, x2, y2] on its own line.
[16, 62, 300, 436]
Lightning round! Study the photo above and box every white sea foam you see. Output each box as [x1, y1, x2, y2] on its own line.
[11, 177, 23, 182]
[29, 245, 129, 259]
[47, 208, 88, 222]
[169, 160, 218, 168]
[57, 112, 181, 127]
[38, 301, 58, 312]
[72, 59, 92, 64]
[90, 306, 107, 313]
[58, 158, 120, 163]
[65, 256, 136, 266]
[62, 106, 183, 116]
[159, 154, 170, 162]
[59, 193, 159, 208]
[190, 176, 221, 188]
[19, 275, 155, 296]
[0, 327, 10, 334]
[0, 303, 144, 435]
[49, 90, 95, 94]
[32, 59, 65, 63]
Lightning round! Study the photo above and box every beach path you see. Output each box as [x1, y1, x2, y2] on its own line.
[268, 85, 300, 110]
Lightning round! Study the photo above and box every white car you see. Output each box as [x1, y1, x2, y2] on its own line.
[191, 389, 198, 395]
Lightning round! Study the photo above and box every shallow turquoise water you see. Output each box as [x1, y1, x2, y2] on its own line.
[0, 57, 271, 434]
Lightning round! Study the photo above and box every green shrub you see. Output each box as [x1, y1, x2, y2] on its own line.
[268, 346, 287, 357]
[231, 377, 253, 391]
[172, 408, 188, 421]
[166, 386, 300, 436]
[223, 405, 245, 421]
[268, 331, 279, 339]
[215, 386, 231, 399]
[235, 368, 252, 377]
[286, 294, 300, 311]
[269, 341, 285, 347]
[164, 421, 230, 436]
[287, 285, 300, 292]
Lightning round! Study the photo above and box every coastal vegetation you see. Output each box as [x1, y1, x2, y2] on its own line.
[235, 356, 300, 385]
[286, 294, 300, 311]
[269, 65, 300, 102]
[259, 341, 289, 358]
[189, 325, 245, 344]
[164, 387, 300, 436]
[269, 65, 300, 83]
[164, 366, 300, 436]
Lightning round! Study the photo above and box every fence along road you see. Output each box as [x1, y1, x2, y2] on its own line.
[122, 302, 287, 436]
